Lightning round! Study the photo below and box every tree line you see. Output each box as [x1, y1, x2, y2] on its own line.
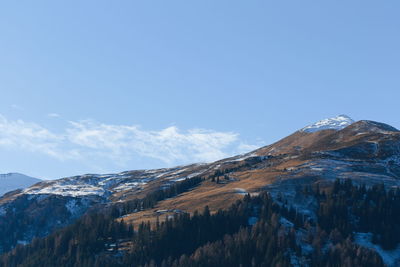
[1, 179, 395, 266]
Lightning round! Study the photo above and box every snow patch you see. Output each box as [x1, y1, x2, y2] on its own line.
[65, 199, 79, 215]
[113, 182, 145, 192]
[187, 170, 206, 179]
[229, 153, 258, 162]
[25, 183, 105, 197]
[354, 232, 400, 267]
[301, 115, 354, 133]
[234, 188, 248, 195]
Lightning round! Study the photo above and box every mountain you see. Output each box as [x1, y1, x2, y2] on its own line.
[1, 115, 400, 266]
[0, 173, 41, 197]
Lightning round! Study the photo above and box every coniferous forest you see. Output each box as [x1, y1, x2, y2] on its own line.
[1, 179, 398, 267]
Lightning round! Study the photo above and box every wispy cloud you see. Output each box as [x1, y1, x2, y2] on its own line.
[0, 114, 262, 169]
[0, 115, 67, 159]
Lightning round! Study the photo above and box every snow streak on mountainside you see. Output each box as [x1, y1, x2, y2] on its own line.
[0, 173, 41, 196]
[301, 115, 354, 133]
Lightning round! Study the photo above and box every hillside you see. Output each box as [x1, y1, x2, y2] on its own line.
[1, 115, 400, 266]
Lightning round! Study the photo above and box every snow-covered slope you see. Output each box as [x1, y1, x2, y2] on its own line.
[22, 164, 209, 198]
[0, 173, 41, 197]
[301, 115, 354, 133]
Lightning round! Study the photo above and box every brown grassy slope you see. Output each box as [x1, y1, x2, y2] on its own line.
[119, 167, 291, 227]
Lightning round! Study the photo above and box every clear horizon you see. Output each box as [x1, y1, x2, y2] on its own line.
[0, 1, 399, 179]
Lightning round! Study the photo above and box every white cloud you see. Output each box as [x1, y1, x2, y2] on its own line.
[66, 121, 243, 164]
[0, 115, 261, 169]
[0, 115, 78, 160]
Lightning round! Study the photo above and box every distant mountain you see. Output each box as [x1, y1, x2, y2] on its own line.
[1, 115, 400, 266]
[0, 173, 41, 197]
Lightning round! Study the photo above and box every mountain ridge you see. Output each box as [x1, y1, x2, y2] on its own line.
[1, 115, 400, 266]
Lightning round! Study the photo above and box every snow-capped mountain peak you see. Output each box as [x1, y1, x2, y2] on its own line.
[301, 115, 354, 133]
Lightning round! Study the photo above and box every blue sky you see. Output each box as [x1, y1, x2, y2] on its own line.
[0, 1, 399, 179]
